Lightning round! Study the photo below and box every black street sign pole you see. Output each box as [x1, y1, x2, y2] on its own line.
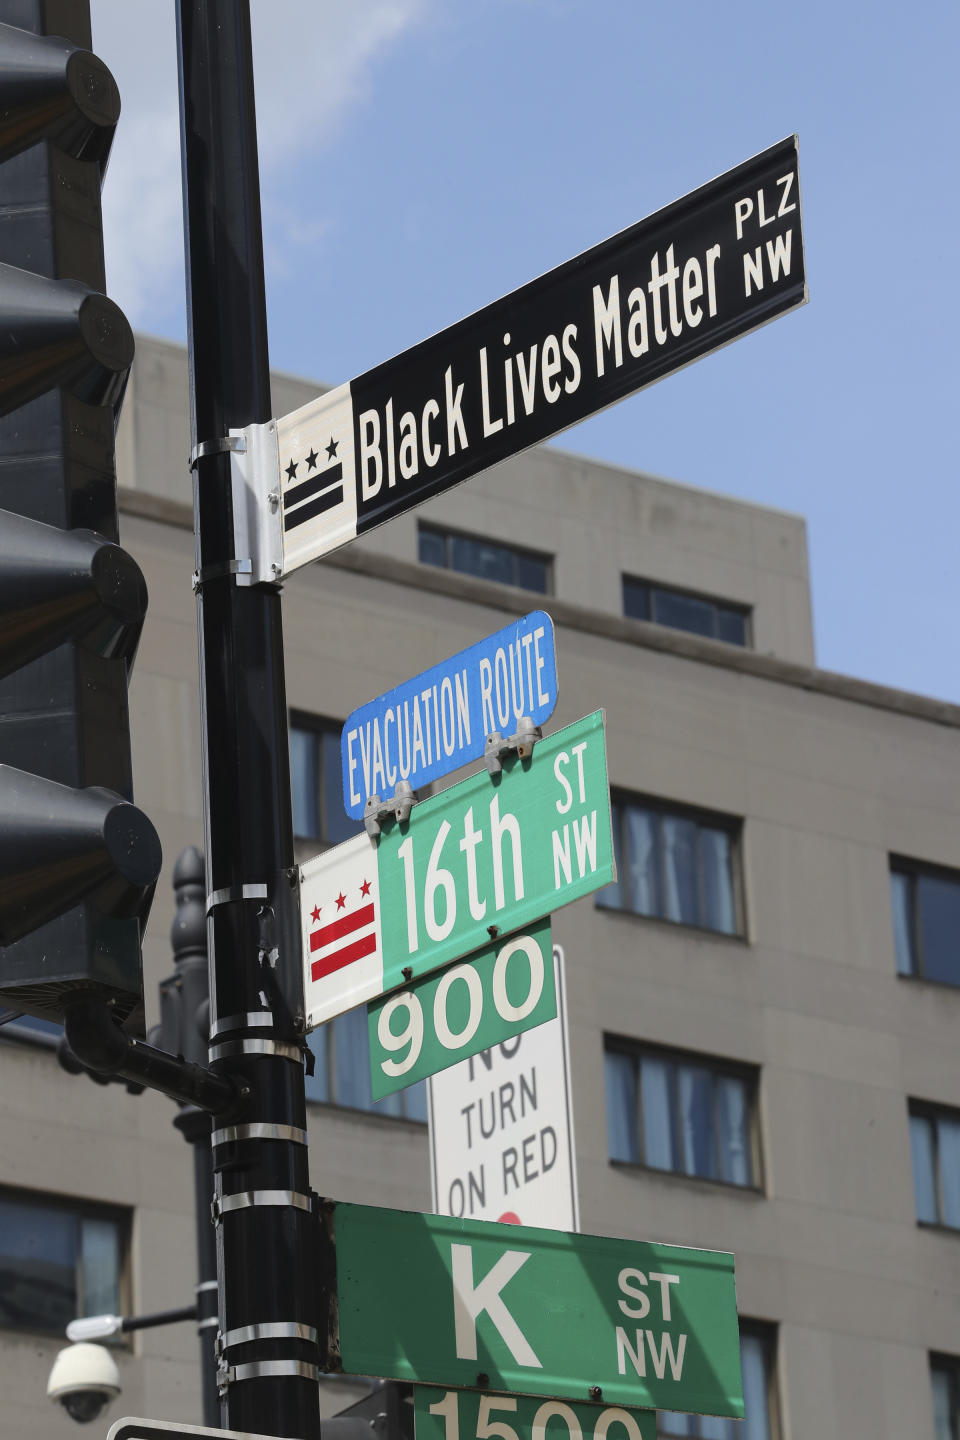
[175, 5, 318, 1439]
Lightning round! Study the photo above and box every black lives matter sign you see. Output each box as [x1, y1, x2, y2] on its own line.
[268, 137, 804, 575]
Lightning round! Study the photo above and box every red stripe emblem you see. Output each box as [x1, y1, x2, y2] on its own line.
[311, 931, 377, 982]
[310, 903, 374, 951]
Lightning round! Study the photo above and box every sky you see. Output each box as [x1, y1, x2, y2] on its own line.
[89, 1, 960, 703]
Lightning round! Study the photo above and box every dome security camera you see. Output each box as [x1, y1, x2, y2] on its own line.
[47, 1342, 121, 1424]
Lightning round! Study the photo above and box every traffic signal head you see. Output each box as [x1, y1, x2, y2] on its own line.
[0, 6, 160, 1026]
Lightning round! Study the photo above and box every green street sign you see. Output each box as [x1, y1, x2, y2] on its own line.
[415, 1386, 657, 1440]
[323, 1203, 743, 1420]
[368, 919, 555, 1100]
[302, 710, 614, 1029]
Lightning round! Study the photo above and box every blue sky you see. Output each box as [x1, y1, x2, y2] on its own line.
[91, 1, 959, 701]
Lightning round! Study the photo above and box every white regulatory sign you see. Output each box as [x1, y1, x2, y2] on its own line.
[428, 943, 578, 1232]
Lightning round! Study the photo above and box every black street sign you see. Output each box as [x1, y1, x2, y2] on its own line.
[107, 1421, 280, 1440]
[234, 137, 805, 581]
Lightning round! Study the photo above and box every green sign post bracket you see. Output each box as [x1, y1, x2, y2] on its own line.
[320, 1203, 743, 1421]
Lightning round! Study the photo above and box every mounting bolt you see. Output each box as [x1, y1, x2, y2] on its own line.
[476, 1373, 489, 1389]
[487, 925, 499, 939]
[267, 490, 280, 510]
[589, 1387, 602, 1402]
[270, 562, 282, 578]
[402, 966, 413, 982]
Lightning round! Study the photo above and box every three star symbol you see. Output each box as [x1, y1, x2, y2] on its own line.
[285, 438, 337, 486]
[309, 881, 371, 924]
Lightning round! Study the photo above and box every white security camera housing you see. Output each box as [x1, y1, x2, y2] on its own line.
[47, 1342, 121, 1424]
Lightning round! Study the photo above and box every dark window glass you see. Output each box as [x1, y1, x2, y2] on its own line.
[290, 715, 362, 850]
[305, 1009, 426, 1123]
[660, 1324, 776, 1438]
[598, 797, 739, 936]
[622, 579, 651, 622]
[910, 1102, 960, 1229]
[417, 528, 447, 568]
[931, 1354, 960, 1440]
[604, 1042, 757, 1189]
[419, 524, 550, 594]
[623, 577, 750, 646]
[716, 608, 748, 646]
[653, 587, 717, 639]
[0, 1192, 125, 1336]
[891, 861, 960, 987]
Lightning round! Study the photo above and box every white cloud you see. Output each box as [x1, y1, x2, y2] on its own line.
[90, 0, 428, 329]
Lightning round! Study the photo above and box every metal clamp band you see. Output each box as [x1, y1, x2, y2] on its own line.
[210, 1038, 301, 1063]
[206, 883, 268, 914]
[190, 435, 247, 469]
[210, 1011, 275, 1039]
[195, 1279, 219, 1294]
[197, 1316, 220, 1331]
[218, 1359, 319, 1394]
[214, 1190, 312, 1222]
[192, 557, 254, 591]
[211, 1123, 307, 1148]
[220, 1322, 317, 1350]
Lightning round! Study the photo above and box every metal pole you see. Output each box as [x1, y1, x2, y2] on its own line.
[174, 6, 318, 1438]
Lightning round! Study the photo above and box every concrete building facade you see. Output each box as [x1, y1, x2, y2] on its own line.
[2, 334, 959, 1440]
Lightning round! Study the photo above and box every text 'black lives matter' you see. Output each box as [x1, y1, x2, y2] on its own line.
[233, 136, 805, 582]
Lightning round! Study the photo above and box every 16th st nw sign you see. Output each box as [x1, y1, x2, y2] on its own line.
[230, 137, 805, 582]
[300, 710, 613, 1028]
[322, 1203, 743, 1420]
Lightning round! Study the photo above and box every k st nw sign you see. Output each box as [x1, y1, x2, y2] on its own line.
[230, 137, 805, 582]
[322, 1203, 743, 1421]
[300, 710, 613, 1029]
[340, 610, 558, 819]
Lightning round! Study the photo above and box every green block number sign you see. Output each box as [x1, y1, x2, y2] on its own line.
[415, 1387, 657, 1440]
[368, 919, 555, 1099]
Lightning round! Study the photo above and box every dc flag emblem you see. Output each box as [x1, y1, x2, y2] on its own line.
[300, 832, 383, 1028]
[282, 438, 343, 533]
[275, 381, 358, 578]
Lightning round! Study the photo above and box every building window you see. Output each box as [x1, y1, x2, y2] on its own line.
[305, 1007, 427, 1123]
[891, 859, 960, 987]
[0, 1189, 127, 1337]
[597, 795, 741, 936]
[419, 523, 551, 593]
[931, 1354, 960, 1440]
[290, 713, 361, 853]
[604, 1040, 759, 1189]
[623, 576, 750, 646]
[660, 1322, 777, 1439]
[910, 1101, 960, 1229]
